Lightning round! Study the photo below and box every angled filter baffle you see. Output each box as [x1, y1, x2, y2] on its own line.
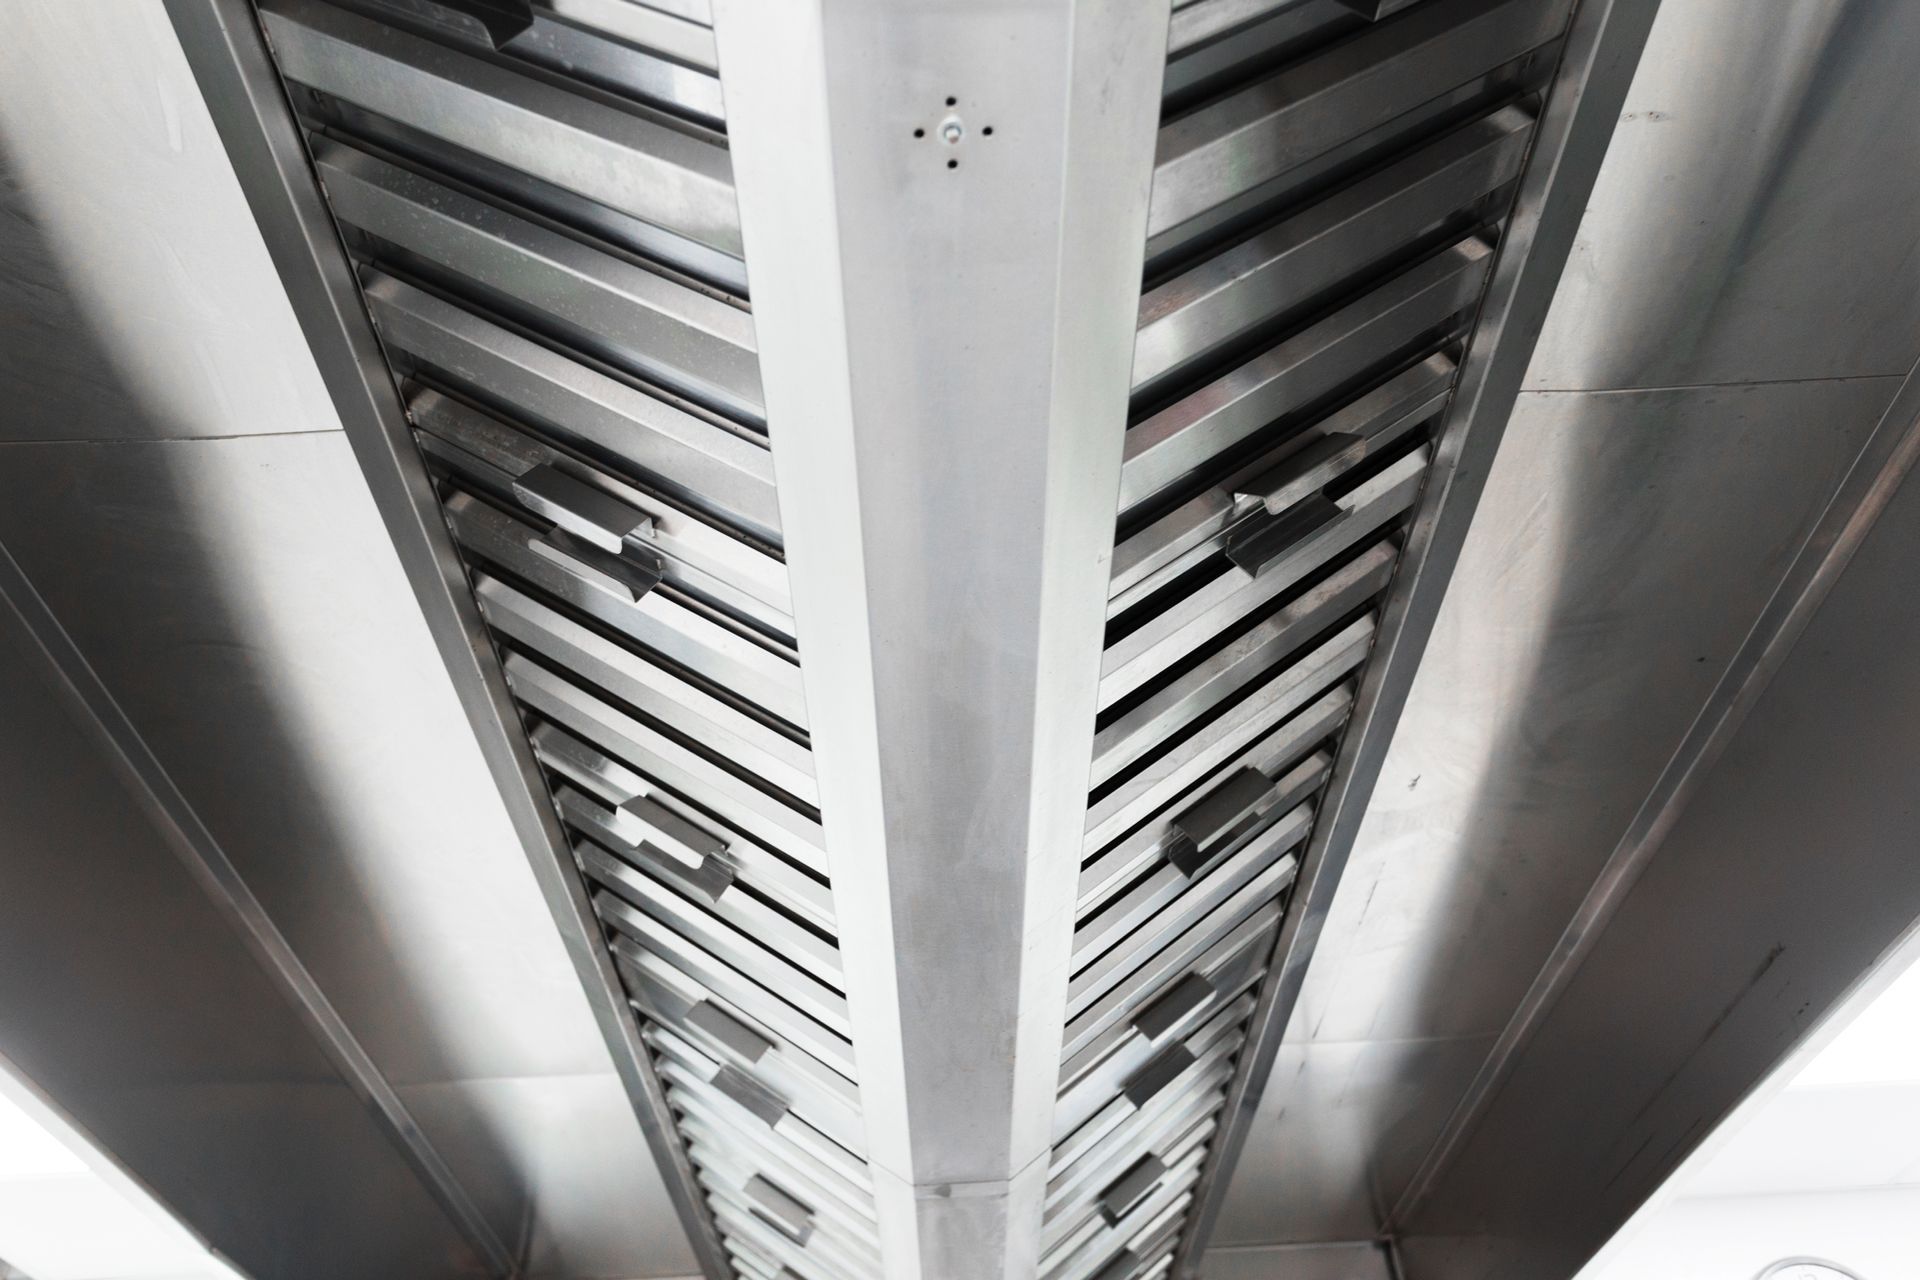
[1047, 0, 1600, 1276]
[234, 0, 874, 1275]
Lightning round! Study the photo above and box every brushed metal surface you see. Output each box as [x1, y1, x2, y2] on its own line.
[0, 1, 334, 442]
[1526, 0, 1920, 390]
[0, 431, 700, 1279]
[1214, 0, 1920, 1256]
[15, 2, 1913, 1276]
[0, 555, 486, 1280]
[1213, 377, 1900, 1246]
[1222, 1035, 1494, 1244]
[1303, 379, 1901, 1044]
[1399, 368, 1920, 1279]
[713, 1, 1171, 1270]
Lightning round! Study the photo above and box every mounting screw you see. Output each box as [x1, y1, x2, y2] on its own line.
[940, 116, 964, 145]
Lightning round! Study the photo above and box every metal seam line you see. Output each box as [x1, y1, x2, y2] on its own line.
[0, 429, 346, 447]
[1523, 374, 1915, 396]
[158, 2, 732, 1274]
[1167, 0, 1668, 1272]
[1387, 351, 1920, 1229]
[0, 537, 518, 1278]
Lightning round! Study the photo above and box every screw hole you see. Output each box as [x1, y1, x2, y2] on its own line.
[947, 158, 958, 169]
[982, 125, 994, 136]
[913, 127, 925, 138]
[945, 95, 957, 106]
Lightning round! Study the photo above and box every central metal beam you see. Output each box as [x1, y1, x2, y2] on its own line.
[712, 2, 1169, 1274]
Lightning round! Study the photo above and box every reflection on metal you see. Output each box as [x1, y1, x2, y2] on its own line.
[713, 5, 1169, 1276]
[1397, 367, 1920, 1280]
[1214, 0, 1920, 1271]
[0, 543, 490, 1280]
[1388, 372, 1920, 1231]
[164, 0, 729, 1274]
[1525, 0, 1920, 391]
[1138, 0, 1665, 1270]
[0, 526, 511, 1276]
[165, 0, 1656, 1276]
[1, 6, 710, 1273]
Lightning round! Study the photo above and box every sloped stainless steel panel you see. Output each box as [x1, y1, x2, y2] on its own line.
[1401, 371, 1920, 1280]
[1212, 0, 1920, 1267]
[1524, 0, 1920, 391]
[0, 552, 490, 1280]
[1219, 376, 1905, 1245]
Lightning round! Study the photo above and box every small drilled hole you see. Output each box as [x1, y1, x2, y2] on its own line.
[945, 96, 957, 106]
[982, 125, 994, 136]
[947, 158, 958, 169]
[913, 127, 925, 137]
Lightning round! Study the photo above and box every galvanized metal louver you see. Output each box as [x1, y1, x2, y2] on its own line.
[177, 0, 1640, 1273]
[256, 1, 873, 1276]
[1047, 2, 1567, 1275]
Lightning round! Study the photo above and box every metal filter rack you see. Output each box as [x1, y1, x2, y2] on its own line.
[167, 0, 1657, 1275]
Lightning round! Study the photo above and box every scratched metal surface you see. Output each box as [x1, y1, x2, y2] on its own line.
[1399, 365, 1920, 1278]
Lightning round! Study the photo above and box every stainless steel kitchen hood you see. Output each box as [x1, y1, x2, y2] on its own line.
[155, 1, 1659, 1276]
